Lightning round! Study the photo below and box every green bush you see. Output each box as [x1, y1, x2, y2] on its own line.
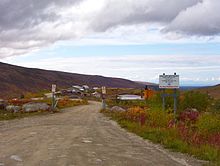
[107, 99, 147, 109]
[147, 109, 174, 128]
[146, 93, 162, 109]
[181, 91, 210, 112]
[190, 144, 219, 161]
[211, 99, 220, 113]
[149, 90, 180, 110]
[165, 139, 189, 153]
[195, 113, 220, 134]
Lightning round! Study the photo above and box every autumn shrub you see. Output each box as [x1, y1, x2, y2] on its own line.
[180, 91, 210, 112]
[57, 98, 88, 108]
[125, 106, 146, 124]
[208, 133, 220, 148]
[109, 100, 148, 109]
[8, 99, 31, 106]
[24, 90, 50, 99]
[178, 110, 200, 129]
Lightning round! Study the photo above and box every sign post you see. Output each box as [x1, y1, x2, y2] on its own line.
[162, 89, 165, 112]
[101, 86, 106, 110]
[159, 73, 179, 119]
[174, 88, 177, 115]
[51, 84, 57, 112]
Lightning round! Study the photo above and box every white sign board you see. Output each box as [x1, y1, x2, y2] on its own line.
[101, 86, 106, 94]
[159, 75, 179, 89]
[51, 84, 56, 93]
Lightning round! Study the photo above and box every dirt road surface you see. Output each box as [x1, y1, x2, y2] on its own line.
[0, 101, 206, 166]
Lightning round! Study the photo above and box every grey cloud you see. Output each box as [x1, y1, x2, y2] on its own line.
[91, 0, 220, 36]
[0, 0, 81, 30]
[0, 0, 83, 58]
[1, 0, 220, 58]
[90, 0, 201, 32]
[164, 0, 220, 36]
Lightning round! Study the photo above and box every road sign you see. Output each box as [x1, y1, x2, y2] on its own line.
[101, 86, 106, 94]
[52, 84, 56, 93]
[159, 74, 179, 89]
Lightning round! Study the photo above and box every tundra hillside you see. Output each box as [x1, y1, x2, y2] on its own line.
[0, 62, 143, 99]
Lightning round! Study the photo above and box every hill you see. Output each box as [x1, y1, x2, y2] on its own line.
[135, 81, 159, 89]
[196, 84, 220, 99]
[0, 62, 144, 99]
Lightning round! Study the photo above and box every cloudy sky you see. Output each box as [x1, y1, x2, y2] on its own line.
[1, 0, 220, 86]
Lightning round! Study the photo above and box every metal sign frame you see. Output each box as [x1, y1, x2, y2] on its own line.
[159, 73, 179, 121]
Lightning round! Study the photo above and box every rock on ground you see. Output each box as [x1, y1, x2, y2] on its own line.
[22, 102, 50, 112]
[0, 99, 7, 110]
[6, 105, 21, 113]
[110, 106, 126, 112]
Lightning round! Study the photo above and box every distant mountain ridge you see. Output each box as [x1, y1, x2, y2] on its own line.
[135, 81, 159, 90]
[135, 81, 158, 86]
[196, 84, 220, 99]
[0, 62, 144, 99]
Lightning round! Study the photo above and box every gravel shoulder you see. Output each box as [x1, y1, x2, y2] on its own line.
[0, 101, 206, 166]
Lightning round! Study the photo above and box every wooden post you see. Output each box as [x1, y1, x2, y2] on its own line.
[101, 86, 106, 110]
[101, 95, 106, 110]
[51, 84, 56, 112]
[51, 92, 54, 112]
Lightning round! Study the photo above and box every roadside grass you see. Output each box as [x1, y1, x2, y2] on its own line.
[0, 109, 50, 121]
[101, 107, 220, 165]
[106, 99, 148, 109]
[24, 90, 50, 99]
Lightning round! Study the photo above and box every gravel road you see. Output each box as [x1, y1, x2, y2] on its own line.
[0, 101, 206, 166]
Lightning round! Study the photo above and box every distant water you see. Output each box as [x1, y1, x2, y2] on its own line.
[179, 86, 207, 90]
[148, 85, 207, 91]
[147, 85, 209, 91]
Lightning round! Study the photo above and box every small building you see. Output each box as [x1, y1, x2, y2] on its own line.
[72, 85, 84, 91]
[93, 87, 99, 90]
[82, 85, 90, 90]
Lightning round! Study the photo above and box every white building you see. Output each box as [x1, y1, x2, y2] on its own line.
[117, 94, 143, 100]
